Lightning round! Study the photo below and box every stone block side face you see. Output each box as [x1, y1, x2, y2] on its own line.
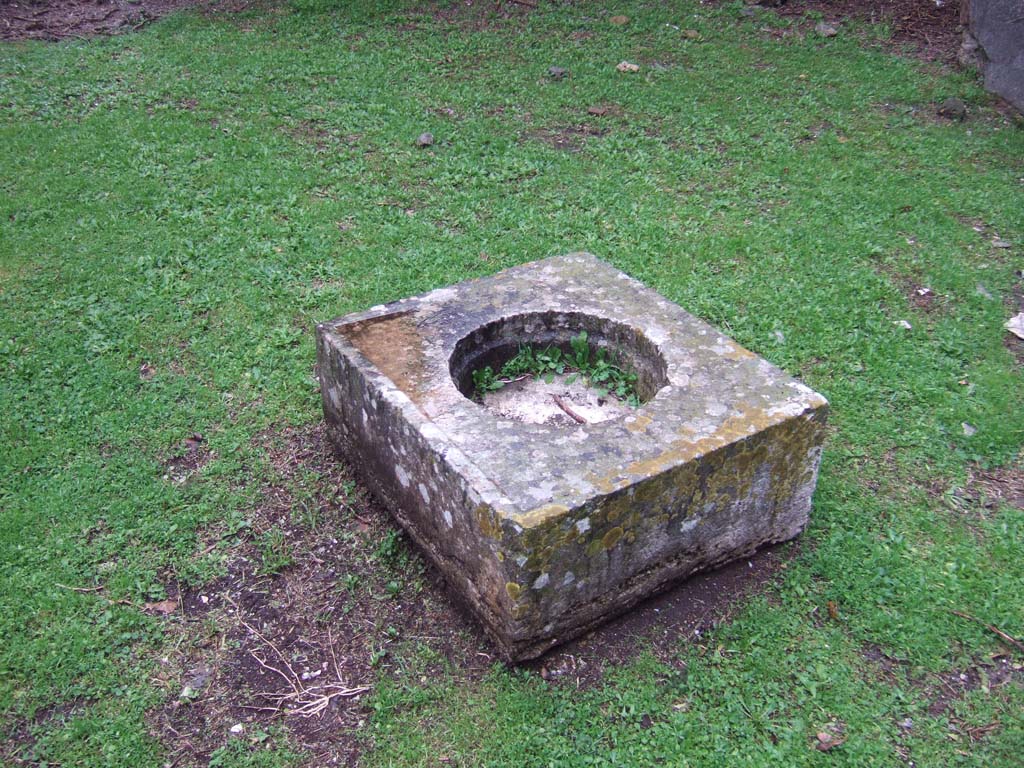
[965, 0, 1024, 112]
[316, 329, 518, 650]
[498, 403, 828, 659]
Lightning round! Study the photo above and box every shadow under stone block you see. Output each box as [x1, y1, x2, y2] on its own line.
[316, 254, 828, 661]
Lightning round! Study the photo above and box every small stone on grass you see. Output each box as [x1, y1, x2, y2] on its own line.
[547, 66, 567, 80]
[938, 97, 967, 120]
[815, 22, 839, 38]
[415, 132, 434, 148]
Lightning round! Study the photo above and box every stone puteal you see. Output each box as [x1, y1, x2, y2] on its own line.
[316, 254, 828, 661]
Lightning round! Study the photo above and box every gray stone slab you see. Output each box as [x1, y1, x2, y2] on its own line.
[964, 0, 1024, 112]
[316, 254, 828, 660]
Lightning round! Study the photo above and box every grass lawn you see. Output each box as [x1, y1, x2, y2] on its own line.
[2, 1, 1023, 765]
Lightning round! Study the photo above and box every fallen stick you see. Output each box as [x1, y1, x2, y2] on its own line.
[951, 610, 1024, 654]
[55, 582, 137, 607]
[552, 394, 587, 424]
[55, 582, 105, 593]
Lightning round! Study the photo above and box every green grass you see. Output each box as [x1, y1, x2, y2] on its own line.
[1, 0, 1022, 765]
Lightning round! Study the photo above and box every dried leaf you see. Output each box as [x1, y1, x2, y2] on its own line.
[816, 731, 845, 751]
[144, 599, 178, 615]
[1005, 313, 1024, 340]
[616, 61, 640, 73]
[609, 15, 629, 25]
[587, 105, 609, 116]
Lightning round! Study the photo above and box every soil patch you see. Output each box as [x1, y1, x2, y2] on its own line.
[966, 462, 1024, 511]
[525, 124, 608, 153]
[0, 0, 262, 42]
[925, 655, 1022, 716]
[163, 432, 212, 485]
[768, 0, 963, 63]
[2, 0, 195, 41]
[2, 0, 966, 68]
[422, 0, 535, 32]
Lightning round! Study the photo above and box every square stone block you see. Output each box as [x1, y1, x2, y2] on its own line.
[316, 254, 828, 661]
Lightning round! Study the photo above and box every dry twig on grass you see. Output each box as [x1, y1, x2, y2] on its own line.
[240, 621, 370, 718]
[951, 610, 1024, 654]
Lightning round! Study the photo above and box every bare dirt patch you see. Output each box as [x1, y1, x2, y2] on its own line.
[163, 432, 212, 485]
[525, 124, 608, 152]
[768, 0, 963, 64]
[966, 462, 1024, 511]
[2, 0, 195, 41]
[421, 0, 535, 32]
[0, 0, 268, 41]
[861, 643, 1023, 755]
[924, 655, 1023, 717]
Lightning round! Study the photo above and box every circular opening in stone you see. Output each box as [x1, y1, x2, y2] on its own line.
[450, 311, 669, 426]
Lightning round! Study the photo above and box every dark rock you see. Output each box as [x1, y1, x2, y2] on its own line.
[938, 96, 968, 120]
[415, 132, 434, 148]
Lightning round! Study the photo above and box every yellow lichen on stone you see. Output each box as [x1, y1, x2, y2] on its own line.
[625, 415, 653, 433]
[475, 503, 503, 540]
[505, 582, 522, 600]
[721, 344, 757, 361]
[515, 503, 570, 529]
[602, 527, 624, 549]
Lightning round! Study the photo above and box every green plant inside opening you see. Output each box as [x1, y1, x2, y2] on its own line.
[471, 331, 641, 405]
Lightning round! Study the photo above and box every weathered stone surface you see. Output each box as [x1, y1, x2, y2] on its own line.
[963, 0, 1024, 113]
[316, 254, 828, 661]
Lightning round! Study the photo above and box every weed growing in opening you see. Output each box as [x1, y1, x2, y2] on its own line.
[471, 331, 641, 405]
